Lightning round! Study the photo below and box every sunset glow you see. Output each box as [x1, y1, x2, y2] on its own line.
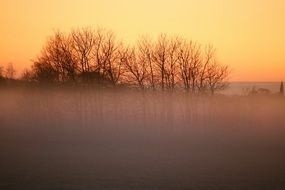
[1, 0, 285, 81]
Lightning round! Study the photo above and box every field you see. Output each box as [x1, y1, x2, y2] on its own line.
[1, 87, 285, 189]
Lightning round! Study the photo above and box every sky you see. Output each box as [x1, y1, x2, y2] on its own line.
[0, 0, 284, 81]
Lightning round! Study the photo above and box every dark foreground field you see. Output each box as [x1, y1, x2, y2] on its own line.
[1, 87, 285, 190]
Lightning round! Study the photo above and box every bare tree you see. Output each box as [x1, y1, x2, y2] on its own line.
[31, 28, 124, 85]
[152, 34, 169, 91]
[21, 69, 34, 82]
[71, 27, 95, 75]
[205, 61, 229, 95]
[137, 37, 156, 90]
[164, 37, 180, 91]
[37, 31, 77, 83]
[121, 47, 148, 90]
[6, 62, 16, 79]
[0, 65, 4, 79]
[32, 59, 58, 83]
[280, 81, 284, 96]
[197, 45, 215, 94]
[99, 31, 124, 85]
[29, 27, 230, 93]
[92, 28, 105, 76]
[91, 29, 123, 85]
[177, 40, 201, 93]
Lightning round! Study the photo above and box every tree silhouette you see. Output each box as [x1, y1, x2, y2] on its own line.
[280, 81, 284, 96]
[164, 37, 180, 91]
[137, 37, 156, 90]
[32, 31, 77, 83]
[28, 27, 229, 94]
[0, 65, 4, 80]
[205, 61, 229, 95]
[152, 34, 169, 91]
[71, 28, 94, 77]
[121, 47, 148, 90]
[100, 32, 124, 85]
[177, 40, 201, 93]
[32, 59, 58, 83]
[6, 62, 16, 79]
[21, 69, 34, 82]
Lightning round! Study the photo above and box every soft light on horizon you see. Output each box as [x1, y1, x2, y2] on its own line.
[1, 0, 284, 81]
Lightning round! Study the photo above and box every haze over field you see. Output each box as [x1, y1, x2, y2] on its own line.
[1, 88, 285, 189]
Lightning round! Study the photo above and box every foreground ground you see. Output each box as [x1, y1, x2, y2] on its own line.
[1, 87, 285, 189]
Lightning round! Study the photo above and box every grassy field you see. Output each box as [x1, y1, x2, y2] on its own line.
[1, 87, 285, 189]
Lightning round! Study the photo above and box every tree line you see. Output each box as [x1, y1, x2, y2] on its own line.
[6, 27, 229, 95]
[0, 62, 16, 80]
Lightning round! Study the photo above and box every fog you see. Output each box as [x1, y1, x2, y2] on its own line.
[1, 87, 285, 189]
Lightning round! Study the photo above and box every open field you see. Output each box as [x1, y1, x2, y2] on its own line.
[1, 87, 285, 189]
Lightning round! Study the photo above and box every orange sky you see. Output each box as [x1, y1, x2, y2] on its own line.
[1, 0, 284, 81]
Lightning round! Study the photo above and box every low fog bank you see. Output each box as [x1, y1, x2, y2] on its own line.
[1, 87, 285, 189]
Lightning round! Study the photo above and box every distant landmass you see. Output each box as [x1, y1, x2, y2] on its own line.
[222, 82, 281, 95]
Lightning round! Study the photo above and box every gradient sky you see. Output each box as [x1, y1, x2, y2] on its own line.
[1, 0, 284, 81]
